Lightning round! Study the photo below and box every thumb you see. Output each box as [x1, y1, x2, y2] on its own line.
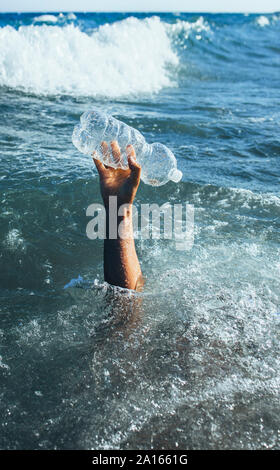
[92, 153, 106, 177]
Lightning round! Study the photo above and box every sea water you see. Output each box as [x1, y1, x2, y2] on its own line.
[0, 12, 279, 449]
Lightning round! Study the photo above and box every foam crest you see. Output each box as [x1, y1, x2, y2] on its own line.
[256, 14, 280, 27]
[33, 15, 58, 23]
[256, 15, 270, 27]
[169, 16, 210, 34]
[0, 17, 178, 97]
[167, 16, 211, 41]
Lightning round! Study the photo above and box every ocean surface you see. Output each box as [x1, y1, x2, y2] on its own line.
[0, 11, 279, 449]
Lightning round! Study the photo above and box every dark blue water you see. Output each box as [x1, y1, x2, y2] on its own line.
[0, 12, 279, 449]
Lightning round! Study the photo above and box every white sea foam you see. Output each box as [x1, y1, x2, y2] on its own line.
[168, 16, 210, 36]
[0, 355, 9, 370]
[256, 16, 270, 27]
[166, 16, 211, 49]
[0, 17, 179, 97]
[4, 229, 26, 252]
[33, 15, 58, 23]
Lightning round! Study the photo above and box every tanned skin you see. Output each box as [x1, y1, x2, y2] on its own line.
[93, 141, 143, 291]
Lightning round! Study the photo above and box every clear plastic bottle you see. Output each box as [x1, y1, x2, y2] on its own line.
[72, 110, 182, 186]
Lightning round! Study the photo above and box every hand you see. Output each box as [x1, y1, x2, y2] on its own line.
[93, 141, 141, 209]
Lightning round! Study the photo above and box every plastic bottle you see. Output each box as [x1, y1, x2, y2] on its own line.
[72, 110, 182, 186]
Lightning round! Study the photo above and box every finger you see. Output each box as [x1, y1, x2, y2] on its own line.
[127, 154, 141, 172]
[92, 155, 106, 176]
[126, 144, 136, 160]
[126, 145, 140, 170]
[110, 140, 121, 164]
[101, 141, 111, 165]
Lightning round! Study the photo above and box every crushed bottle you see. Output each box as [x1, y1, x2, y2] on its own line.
[72, 110, 182, 186]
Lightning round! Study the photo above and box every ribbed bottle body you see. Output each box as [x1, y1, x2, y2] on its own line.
[72, 110, 182, 186]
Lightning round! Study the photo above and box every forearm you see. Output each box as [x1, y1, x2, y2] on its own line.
[104, 209, 142, 290]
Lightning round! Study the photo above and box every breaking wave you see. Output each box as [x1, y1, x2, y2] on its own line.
[0, 16, 179, 97]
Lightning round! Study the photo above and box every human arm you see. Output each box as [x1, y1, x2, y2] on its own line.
[93, 141, 143, 291]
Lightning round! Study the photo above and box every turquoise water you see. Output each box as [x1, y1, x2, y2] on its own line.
[0, 12, 279, 449]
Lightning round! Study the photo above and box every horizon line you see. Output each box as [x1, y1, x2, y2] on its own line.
[0, 10, 279, 14]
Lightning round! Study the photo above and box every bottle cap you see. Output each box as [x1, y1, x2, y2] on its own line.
[168, 168, 182, 183]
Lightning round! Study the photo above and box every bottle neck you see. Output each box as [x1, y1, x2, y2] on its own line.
[168, 168, 182, 183]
